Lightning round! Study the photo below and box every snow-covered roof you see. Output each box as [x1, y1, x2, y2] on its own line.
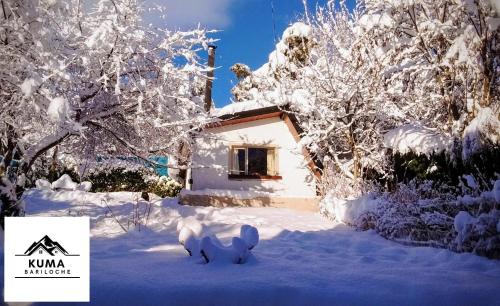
[383, 124, 452, 156]
[214, 100, 287, 117]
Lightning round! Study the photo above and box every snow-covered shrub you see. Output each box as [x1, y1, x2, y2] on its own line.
[147, 176, 182, 198]
[320, 192, 379, 228]
[452, 183, 500, 258]
[84, 167, 181, 197]
[35, 179, 51, 190]
[462, 107, 500, 160]
[319, 163, 381, 229]
[85, 168, 150, 193]
[389, 142, 499, 196]
[24, 152, 81, 189]
[51, 174, 78, 191]
[454, 210, 500, 258]
[375, 182, 456, 245]
[367, 180, 500, 258]
[77, 181, 92, 192]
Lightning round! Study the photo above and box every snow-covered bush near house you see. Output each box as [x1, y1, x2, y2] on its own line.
[374, 183, 456, 245]
[35, 179, 51, 190]
[1, 188, 498, 305]
[319, 192, 379, 227]
[341, 180, 500, 258]
[318, 164, 381, 229]
[454, 209, 500, 258]
[84, 168, 149, 193]
[147, 176, 182, 198]
[80, 157, 152, 178]
[383, 124, 452, 156]
[77, 181, 92, 192]
[452, 182, 500, 258]
[35, 176, 91, 192]
[462, 107, 500, 160]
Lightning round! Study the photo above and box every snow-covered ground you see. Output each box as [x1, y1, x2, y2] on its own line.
[1, 190, 500, 306]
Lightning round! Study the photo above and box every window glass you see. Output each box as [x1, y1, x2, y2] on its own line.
[248, 148, 267, 176]
[231, 148, 246, 174]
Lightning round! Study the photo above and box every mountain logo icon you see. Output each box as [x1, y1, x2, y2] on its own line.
[20, 235, 74, 256]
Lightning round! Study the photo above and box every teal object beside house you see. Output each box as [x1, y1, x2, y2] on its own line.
[149, 156, 168, 176]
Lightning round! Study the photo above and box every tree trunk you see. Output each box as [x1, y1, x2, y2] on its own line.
[347, 127, 361, 179]
[0, 130, 72, 228]
[0, 169, 24, 229]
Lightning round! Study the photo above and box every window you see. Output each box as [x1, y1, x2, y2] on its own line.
[229, 146, 280, 179]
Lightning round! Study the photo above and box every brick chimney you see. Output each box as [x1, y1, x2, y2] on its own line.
[204, 45, 217, 113]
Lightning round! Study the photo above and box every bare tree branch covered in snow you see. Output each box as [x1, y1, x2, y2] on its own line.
[0, 0, 215, 226]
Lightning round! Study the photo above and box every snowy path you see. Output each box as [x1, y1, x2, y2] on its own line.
[1, 190, 499, 306]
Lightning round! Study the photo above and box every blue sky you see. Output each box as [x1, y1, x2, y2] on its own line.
[153, 0, 356, 108]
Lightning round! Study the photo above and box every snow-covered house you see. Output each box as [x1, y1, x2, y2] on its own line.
[181, 101, 322, 211]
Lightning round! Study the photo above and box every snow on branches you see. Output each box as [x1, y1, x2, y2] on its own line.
[228, 0, 499, 189]
[0, 0, 215, 224]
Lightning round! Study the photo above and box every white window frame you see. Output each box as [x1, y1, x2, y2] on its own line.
[229, 145, 279, 177]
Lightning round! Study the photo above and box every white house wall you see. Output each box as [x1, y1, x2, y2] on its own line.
[191, 116, 317, 197]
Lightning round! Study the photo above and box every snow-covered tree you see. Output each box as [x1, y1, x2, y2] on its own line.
[229, 0, 499, 188]
[230, 3, 397, 184]
[359, 0, 499, 144]
[0, 0, 214, 226]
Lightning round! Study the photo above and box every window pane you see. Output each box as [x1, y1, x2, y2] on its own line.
[248, 148, 267, 176]
[231, 148, 246, 174]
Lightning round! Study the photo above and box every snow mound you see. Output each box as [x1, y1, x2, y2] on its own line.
[320, 193, 379, 225]
[240, 224, 259, 250]
[200, 236, 250, 264]
[176, 217, 203, 237]
[77, 181, 92, 192]
[178, 223, 259, 264]
[51, 174, 77, 191]
[462, 107, 500, 159]
[179, 226, 196, 246]
[35, 179, 52, 190]
[383, 124, 452, 156]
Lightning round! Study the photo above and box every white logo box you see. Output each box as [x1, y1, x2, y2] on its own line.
[4, 217, 90, 302]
